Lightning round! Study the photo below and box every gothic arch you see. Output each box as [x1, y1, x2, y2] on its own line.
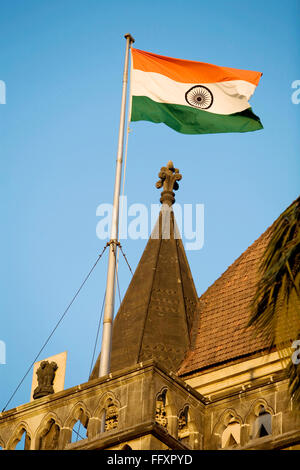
[246, 398, 274, 419]
[177, 404, 199, 448]
[63, 401, 91, 444]
[6, 421, 32, 450]
[245, 399, 274, 439]
[93, 392, 120, 433]
[155, 387, 168, 428]
[35, 412, 62, 450]
[93, 391, 121, 419]
[213, 408, 243, 434]
[64, 401, 91, 430]
[212, 409, 243, 449]
[155, 386, 177, 432]
[185, 404, 202, 449]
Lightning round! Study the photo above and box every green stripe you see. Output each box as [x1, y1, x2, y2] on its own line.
[131, 96, 263, 134]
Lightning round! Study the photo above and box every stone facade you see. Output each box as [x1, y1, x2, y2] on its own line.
[0, 361, 204, 450]
[0, 359, 299, 450]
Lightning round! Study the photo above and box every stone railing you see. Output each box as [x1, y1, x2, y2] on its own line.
[0, 360, 205, 450]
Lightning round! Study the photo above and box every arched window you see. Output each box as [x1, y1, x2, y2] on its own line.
[64, 404, 90, 446]
[155, 389, 168, 428]
[71, 419, 88, 443]
[221, 417, 241, 448]
[178, 406, 189, 441]
[253, 405, 272, 438]
[15, 432, 26, 450]
[11, 427, 31, 450]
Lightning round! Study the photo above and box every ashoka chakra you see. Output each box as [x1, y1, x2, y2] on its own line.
[185, 85, 213, 109]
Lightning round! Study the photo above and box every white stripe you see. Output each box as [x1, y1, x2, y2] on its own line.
[131, 69, 257, 115]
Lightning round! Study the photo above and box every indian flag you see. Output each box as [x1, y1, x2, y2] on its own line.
[130, 48, 263, 135]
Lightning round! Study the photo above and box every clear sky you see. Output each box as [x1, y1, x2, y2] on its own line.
[0, 0, 299, 411]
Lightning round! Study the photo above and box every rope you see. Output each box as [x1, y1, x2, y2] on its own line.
[73, 246, 132, 441]
[114, 262, 131, 364]
[119, 244, 133, 276]
[75, 290, 107, 442]
[1, 247, 108, 413]
[88, 292, 106, 378]
[72, 427, 85, 441]
[75, 255, 123, 442]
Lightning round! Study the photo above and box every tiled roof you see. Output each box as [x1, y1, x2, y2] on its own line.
[178, 224, 274, 377]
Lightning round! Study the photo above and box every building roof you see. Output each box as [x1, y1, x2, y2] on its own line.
[90, 210, 199, 379]
[177, 223, 274, 377]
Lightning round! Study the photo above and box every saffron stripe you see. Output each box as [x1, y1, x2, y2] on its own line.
[132, 48, 262, 86]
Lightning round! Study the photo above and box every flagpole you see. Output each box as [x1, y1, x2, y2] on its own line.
[99, 33, 134, 378]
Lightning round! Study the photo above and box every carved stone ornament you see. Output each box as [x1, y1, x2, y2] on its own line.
[105, 399, 118, 431]
[155, 391, 168, 428]
[33, 361, 58, 400]
[178, 407, 189, 440]
[156, 160, 182, 206]
[178, 408, 188, 431]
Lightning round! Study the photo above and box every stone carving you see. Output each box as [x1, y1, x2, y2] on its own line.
[155, 390, 168, 428]
[178, 413, 187, 430]
[105, 399, 118, 431]
[156, 161, 182, 206]
[178, 406, 189, 440]
[33, 361, 58, 399]
[39, 419, 60, 450]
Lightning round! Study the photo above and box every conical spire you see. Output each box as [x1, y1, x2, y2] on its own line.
[90, 162, 198, 378]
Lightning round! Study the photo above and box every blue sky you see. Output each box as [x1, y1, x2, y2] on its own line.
[0, 0, 299, 411]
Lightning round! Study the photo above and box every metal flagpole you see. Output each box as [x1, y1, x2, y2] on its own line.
[98, 33, 135, 378]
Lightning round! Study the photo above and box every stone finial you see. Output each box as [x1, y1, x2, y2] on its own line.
[155, 161, 182, 206]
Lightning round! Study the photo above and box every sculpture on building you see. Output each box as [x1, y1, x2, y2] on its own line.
[33, 361, 58, 399]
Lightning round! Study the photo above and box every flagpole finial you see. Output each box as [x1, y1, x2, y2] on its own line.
[124, 33, 135, 44]
[155, 161, 182, 206]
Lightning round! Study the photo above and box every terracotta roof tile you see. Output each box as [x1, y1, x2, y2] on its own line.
[177, 221, 274, 377]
